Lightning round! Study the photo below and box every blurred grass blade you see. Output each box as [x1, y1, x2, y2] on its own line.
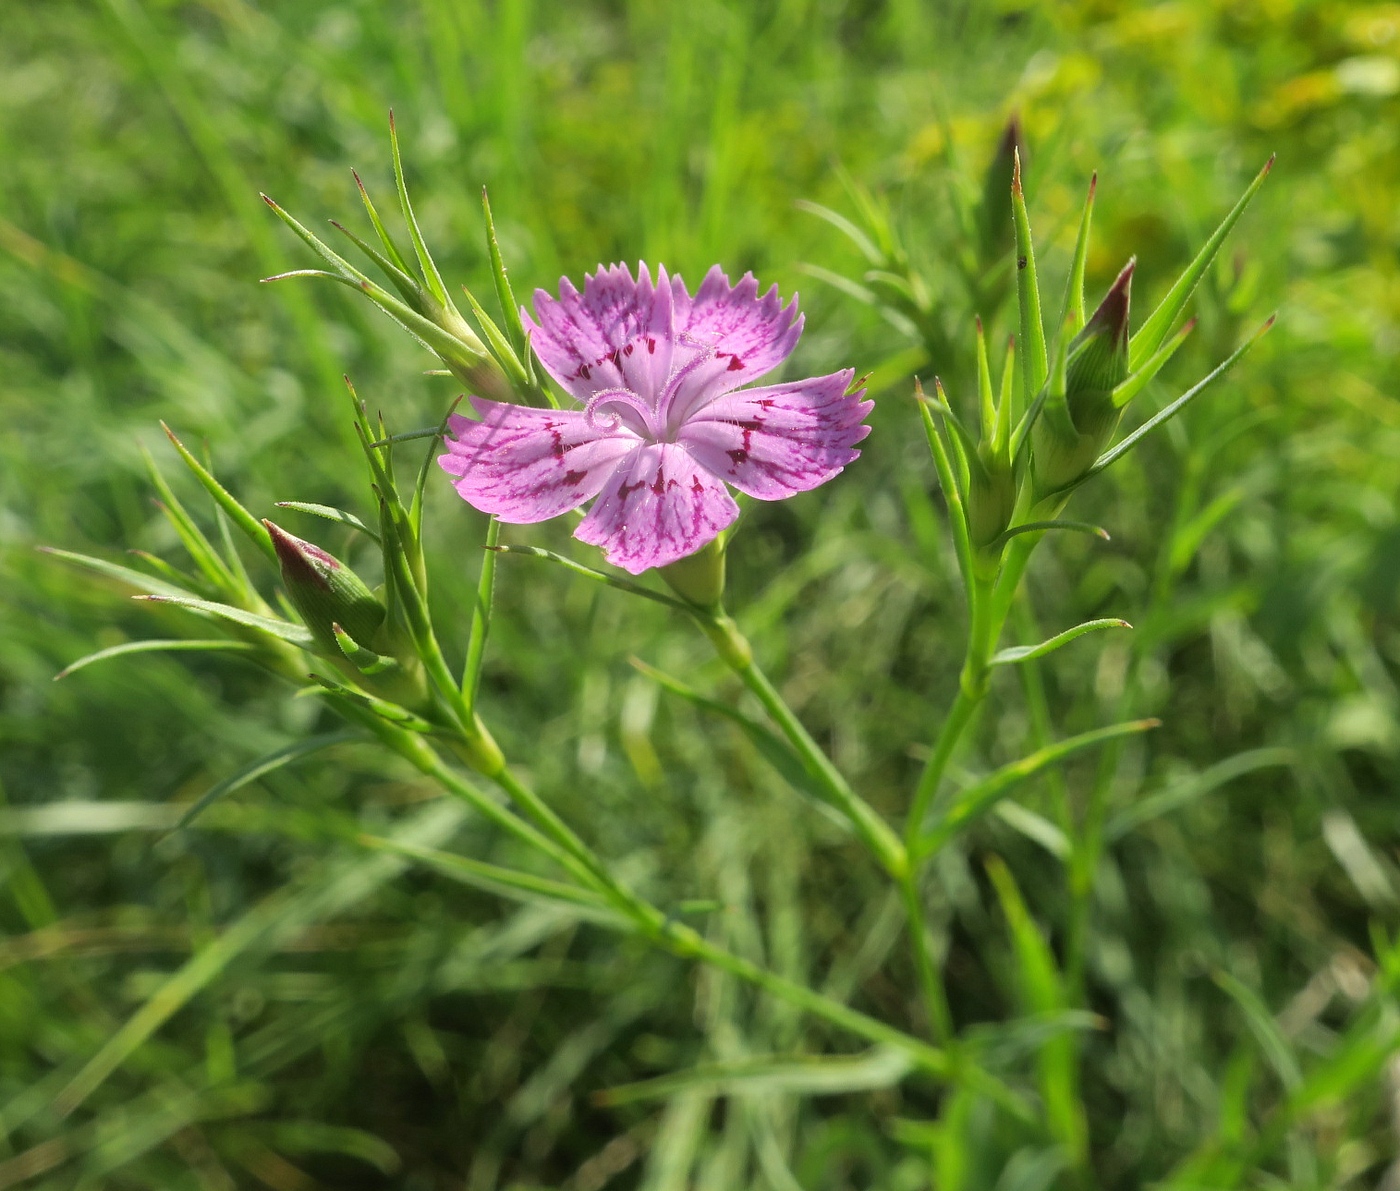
[993, 802, 1071, 860]
[160, 423, 276, 564]
[176, 731, 359, 829]
[630, 657, 854, 836]
[55, 638, 257, 681]
[985, 856, 1085, 1164]
[274, 501, 380, 542]
[134, 595, 314, 648]
[359, 835, 622, 921]
[595, 1047, 913, 1107]
[0, 801, 183, 836]
[917, 719, 1158, 855]
[50, 799, 467, 1118]
[266, 1121, 401, 1177]
[1107, 748, 1293, 841]
[1213, 970, 1302, 1091]
[794, 199, 883, 264]
[1130, 157, 1273, 368]
[38, 547, 195, 599]
[1088, 317, 1275, 477]
[411, 396, 463, 538]
[989, 618, 1131, 666]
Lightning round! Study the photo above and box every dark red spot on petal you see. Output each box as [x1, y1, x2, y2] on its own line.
[623, 342, 634, 356]
[561, 469, 586, 486]
[727, 354, 745, 371]
[727, 448, 748, 466]
[577, 363, 592, 381]
[647, 337, 656, 354]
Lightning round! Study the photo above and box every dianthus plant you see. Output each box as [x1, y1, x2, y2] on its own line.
[53, 121, 1380, 1184]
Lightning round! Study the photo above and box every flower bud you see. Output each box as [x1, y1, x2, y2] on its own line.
[968, 448, 1017, 549]
[1032, 261, 1134, 497]
[659, 537, 726, 609]
[265, 520, 385, 653]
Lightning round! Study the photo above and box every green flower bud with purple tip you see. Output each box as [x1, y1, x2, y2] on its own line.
[265, 520, 385, 653]
[1031, 261, 1134, 498]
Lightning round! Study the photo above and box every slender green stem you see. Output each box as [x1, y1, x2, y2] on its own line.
[462, 516, 500, 711]
[908, 572, 996, 836]
[699, 613, 906, 877]
[898, 868, 953, 1041]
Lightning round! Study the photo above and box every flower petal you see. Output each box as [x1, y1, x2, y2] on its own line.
[438, 400, 638, 523]
[575, 442, 739, 574]
[524, 263, 674, 403]
[677, 371, 872, 500]
[669, 265, 804, 395]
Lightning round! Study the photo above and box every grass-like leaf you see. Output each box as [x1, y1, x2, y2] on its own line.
[134, 595, 314, 648]
[595, 1047, 913, 1107]
[160, 423, 276, 564]
[916, 719, 1159, 857]
[274, 501, 380, 542]
[175, 731, 359, 829]
[55, 638, 257, 681]
[989, 618, 1131, 666]
[1130, 156, 1273, 368]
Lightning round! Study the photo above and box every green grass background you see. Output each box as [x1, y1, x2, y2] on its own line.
[2, 0, 1400, 1187]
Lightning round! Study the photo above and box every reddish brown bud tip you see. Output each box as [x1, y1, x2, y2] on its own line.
[1088, 172, 1098, 200]
[1012, 147, 1023, 195]
[264, 519, 340, 591]
[1263, 153, 1276, 175]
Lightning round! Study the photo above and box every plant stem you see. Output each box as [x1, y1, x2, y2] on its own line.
[698, 612, 906, 878]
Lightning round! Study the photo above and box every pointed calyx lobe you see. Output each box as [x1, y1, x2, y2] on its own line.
[265, 520, 384, 648]
[439, 263, 872, 573]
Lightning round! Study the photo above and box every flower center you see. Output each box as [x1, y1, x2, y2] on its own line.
[583, 387, 660, 440]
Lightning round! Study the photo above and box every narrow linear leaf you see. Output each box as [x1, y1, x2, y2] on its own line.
[1213, 970, 1302, 1091]
[353, 168, 413, 275]
[629, 657, 854, 837]
[160, 423, 276, 564]
[595, 1047, 913, 1107]
[143, 448, 238, 592]
[176, 732, 359, 829]
[1130, 156, 1273, 367]
[1107, 747, 1294, 841]
[463, 517, 500, 712]
[1089, 317, 1274, 477]
[489, 545, 694, 612]
[55, 639, 257, 681]
[134, 595, 314, 649]
[992, 520, 1110, 548]
[481, 187, 529, 357]
[917, 719, 1159, 856]
[1012, 150, 1048, 403]
[388, 111, 451, 306]
[359, 835, 620, 920]
[309, 675, 436, 733]
[50, 800, 467, 1117]
[990, 618, 1131, 666]
[274, 502, 379, 542]
[794, 200, 884, 264]
[38, 548, 193, 600]
[329, 217, 420, 303]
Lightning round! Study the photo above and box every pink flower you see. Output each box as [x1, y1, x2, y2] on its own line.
[438, 264, 873, 574]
